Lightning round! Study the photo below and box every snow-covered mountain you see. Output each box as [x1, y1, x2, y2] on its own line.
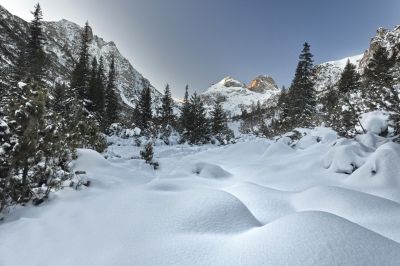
[315, 25, 400, 93]
[0, 5, 161, 108]
[201, 76, 280, 117]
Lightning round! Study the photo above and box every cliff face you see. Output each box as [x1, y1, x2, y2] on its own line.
[0, 5, 161, 108]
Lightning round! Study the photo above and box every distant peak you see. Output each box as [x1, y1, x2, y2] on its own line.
[247, 75, 278, 93]
[217, 76, 245, 88]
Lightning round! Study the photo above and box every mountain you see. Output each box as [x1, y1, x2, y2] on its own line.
[315, 25, 400, 93]
[201, 76, 280, 117]
[0, 4, 161, 108]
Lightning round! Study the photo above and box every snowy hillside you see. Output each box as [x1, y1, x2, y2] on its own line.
[201, 76, 280, 117]
[0, 4, 161, 108]
[1, 127, 400, 265]
[315, 54, 363, 92]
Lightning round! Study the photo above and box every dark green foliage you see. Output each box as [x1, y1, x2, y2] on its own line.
[210, 98, 233, 143]
[95, 56, 106, 118]
[140, 143, 159, 169]
[179, 85, 191, 133]
[161, 84, 175, 127]
[71, 22, 91, 103]
[135, 79, 152, 131]
[280, 43, 316, 130]
[26, 3, 46, 84]
[362, 45, 395, 110]
[104, 56, 119, 130]
[183, 92, 210, 144]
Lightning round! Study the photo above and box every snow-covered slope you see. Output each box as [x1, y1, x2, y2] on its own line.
[201, 76, 280, 117]
[315, 54, 363, 92]
[315, 25, 400, 92]
[0, 4, 161, 108]
[1, 128, 400, 265]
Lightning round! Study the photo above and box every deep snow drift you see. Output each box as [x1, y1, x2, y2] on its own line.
[1, 128, 400, 265]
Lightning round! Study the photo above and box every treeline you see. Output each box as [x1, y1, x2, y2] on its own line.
[128, 84, 233, 145]
[239, 42, 400, 138]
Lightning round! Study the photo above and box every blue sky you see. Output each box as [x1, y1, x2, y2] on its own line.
[1, 0, 400, 96]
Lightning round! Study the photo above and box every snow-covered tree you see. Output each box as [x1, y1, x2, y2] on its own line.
[135, 79, 152, 131]
[160, 84, 175, 127]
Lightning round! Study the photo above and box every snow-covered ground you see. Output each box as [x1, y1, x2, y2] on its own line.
[1, 128, 400, 265]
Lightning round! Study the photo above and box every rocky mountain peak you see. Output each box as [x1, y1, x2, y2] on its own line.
[218, 76, 245, 88]
[247, 75, 278, 93]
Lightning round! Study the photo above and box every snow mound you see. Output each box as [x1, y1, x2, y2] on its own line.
[176, 189, 261, 233]
[292, 186, 400, 242]
[146, 180, 183, 192]
[261, 140, 294, 158]
[74, 149, 110, 170]
[218, 211, 400, 266]
[347, 142, 400, 188]
[225, 182, 294, 224]
[192, 162, 232, 179]
[359, 111, 390, 134]
[322, 139, 369, 174]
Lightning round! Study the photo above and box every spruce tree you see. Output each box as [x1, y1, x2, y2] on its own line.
[7, 82, 47, 202]
[71, 22, 91, 103]
[211, 99, 226, 134]
[104, 56, 119, 130]
[95, 56, 106, 118]
[26, 3, 46, 84]
[287, 42, 316, 129]
[88, 57, 98, 112]
[135, 79, 152, 131]
[186, 92, 210, 144]
[211, 98, 232, 144]
[179, 85, 191, 133]
[362, 45, 394, 110]
[140, 143, 159, 169]
[161, 84, 175, 127]
[336, 60, 363, 136]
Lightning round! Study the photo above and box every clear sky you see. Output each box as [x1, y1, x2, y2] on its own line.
[1, 0, 400, 97]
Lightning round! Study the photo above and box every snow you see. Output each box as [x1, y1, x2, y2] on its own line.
[1, 128, 400, 265]
[358, 110, 390, 134]
[322, 54, 364, 70]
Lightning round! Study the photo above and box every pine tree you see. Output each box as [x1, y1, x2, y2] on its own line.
[211, 98, 232, 144]
[161, 84, 175, 127]
[88, 57, 98, 112]
[179, 85, 191, 133]
[362, 45, 400, 134]
[7, 82, 47, 202]
[336, 60, 363, 136]
[362, 45, 394, 110]
[185, 92, 210, 144]
[10, 49, 28, 85]
[52, 82, 67, 114]
[211, 99, 226, 134]
[71, 22, 91, 103]
[286, 42, 316, 129]
[135, 79, 152, 131]
[104, 56, 119, 131]
[140, 143, 159, 169]
[95, 56, 106, 118]
[26, 3, 46, 84]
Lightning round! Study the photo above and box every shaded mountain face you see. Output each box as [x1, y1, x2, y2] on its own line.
[0, 5, 161, 108]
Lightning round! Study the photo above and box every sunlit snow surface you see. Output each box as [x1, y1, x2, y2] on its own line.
[1, 127, 400, 265]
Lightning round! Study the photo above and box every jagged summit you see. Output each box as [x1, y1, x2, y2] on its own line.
[247, 75, 279, 93]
